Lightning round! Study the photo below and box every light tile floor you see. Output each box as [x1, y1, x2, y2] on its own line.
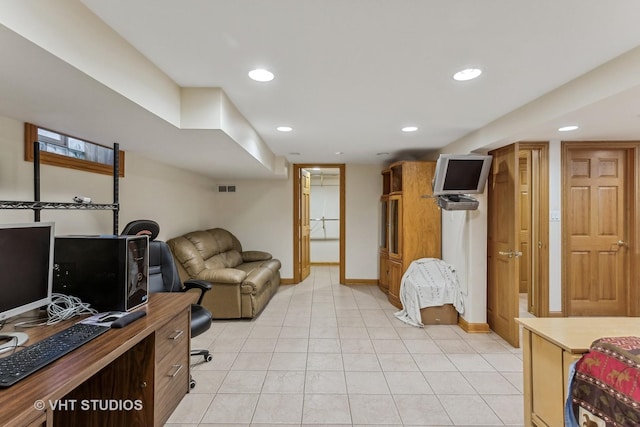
[165, 266, 524, 426]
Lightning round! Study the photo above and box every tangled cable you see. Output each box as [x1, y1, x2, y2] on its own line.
[14, 293, 97, 328]
[46, 293, 97, 325]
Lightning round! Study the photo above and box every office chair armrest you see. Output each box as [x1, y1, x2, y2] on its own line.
[183, 279, 213, 305]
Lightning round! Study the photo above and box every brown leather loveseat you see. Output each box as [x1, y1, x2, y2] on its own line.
[167, 228, 281, 319]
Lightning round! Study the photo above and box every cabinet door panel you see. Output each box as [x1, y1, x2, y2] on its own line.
[531, 334, 564, 427]
[378, 251, 389, 294]
[387, 259, 403, 308]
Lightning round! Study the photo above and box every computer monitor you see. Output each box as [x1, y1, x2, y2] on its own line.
[0, 222, 55, 351]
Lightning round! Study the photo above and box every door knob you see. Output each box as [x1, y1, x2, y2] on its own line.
[617, 240, 627, 247]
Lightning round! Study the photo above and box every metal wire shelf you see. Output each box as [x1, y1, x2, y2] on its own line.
[0, 201, 119, 210]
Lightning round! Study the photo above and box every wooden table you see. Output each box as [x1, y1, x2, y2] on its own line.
[516, 317, 640, 427]
[0, 292, 195, 427]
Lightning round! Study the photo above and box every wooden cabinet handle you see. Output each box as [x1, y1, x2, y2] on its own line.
[168, 364, 183, 377]
[168, 330, 184, 340]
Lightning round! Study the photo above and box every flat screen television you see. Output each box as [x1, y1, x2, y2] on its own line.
[432, 154, 493, 196]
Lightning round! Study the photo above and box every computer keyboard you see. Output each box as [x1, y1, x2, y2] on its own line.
[0, 323, 110, 387]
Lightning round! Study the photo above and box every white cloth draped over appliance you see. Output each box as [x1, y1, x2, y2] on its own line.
[394, 258, 464, 327]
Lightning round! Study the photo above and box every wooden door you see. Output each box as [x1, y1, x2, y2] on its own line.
[300, 169, 311, 281]
[488, 144, 520, 347]
[564, 147, 629, 316]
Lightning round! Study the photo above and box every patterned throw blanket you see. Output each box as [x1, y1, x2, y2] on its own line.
[394, 258, 464, 327]
[570, 336, 640, 426]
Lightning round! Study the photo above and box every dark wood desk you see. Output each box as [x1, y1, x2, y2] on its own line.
[0, 293, 194, 427]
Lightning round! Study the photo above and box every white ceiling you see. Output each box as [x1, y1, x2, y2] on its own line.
[2, 0, 640, 179]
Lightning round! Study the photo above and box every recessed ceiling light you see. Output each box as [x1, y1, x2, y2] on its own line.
[335, 151, 344, 155]
[453, 68, 482, 81]
[558, 125, 579, 132]
[277, 126, 293, 132]
[402, 126, 418, 132]
[248, 68, 274, 82]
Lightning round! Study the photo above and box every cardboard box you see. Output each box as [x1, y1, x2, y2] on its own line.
[420, 304, 458, 325]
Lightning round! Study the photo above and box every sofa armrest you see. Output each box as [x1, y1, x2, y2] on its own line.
[242, 267, 274, 294]
[183, 279, 213, 305]
[198, 268, 247, 284]
[242, 250, 273, 262]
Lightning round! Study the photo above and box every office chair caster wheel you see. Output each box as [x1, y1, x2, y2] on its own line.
[190, 378, 196, 389]
[204, 354, 213, 363]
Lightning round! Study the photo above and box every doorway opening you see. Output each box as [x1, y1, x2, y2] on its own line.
[293, 164, 345, 284]
[519, 143, 549, 319]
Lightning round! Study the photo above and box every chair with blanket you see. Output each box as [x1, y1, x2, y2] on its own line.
[122, 219, 213, 389]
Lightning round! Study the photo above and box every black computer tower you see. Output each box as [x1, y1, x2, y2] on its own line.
[53, 235, 149, 312]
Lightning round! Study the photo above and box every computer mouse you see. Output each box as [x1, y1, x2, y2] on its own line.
[100, 316, 120, 323]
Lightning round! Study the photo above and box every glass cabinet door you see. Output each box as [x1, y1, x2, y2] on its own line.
[380, 198, 388, 250]
[388, 196, 401, 256]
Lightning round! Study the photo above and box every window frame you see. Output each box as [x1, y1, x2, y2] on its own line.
[24, 123, 125, 177]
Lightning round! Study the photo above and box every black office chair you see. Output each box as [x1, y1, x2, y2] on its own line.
[122, 220, 213, 389]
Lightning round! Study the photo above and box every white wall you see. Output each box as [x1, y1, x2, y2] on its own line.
[441, 204, 488, 322]
[210, 177, 294, 277]
[345, 164, 381, 280]
[548, 140, 562, 312]
[0, 115, 218, 239]
[118, 153, 220, 240]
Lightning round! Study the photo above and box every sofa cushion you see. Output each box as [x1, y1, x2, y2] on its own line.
[167, 235, 207, 277]
[205, 228, 243, 253]
[197, 267, 246, 284]
[183, 230, 221, 259]
[204, 250, 243, 270]
[184, 229, 240, 259]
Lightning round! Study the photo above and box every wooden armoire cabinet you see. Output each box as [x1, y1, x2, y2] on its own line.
[378, 161, 441, 308]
